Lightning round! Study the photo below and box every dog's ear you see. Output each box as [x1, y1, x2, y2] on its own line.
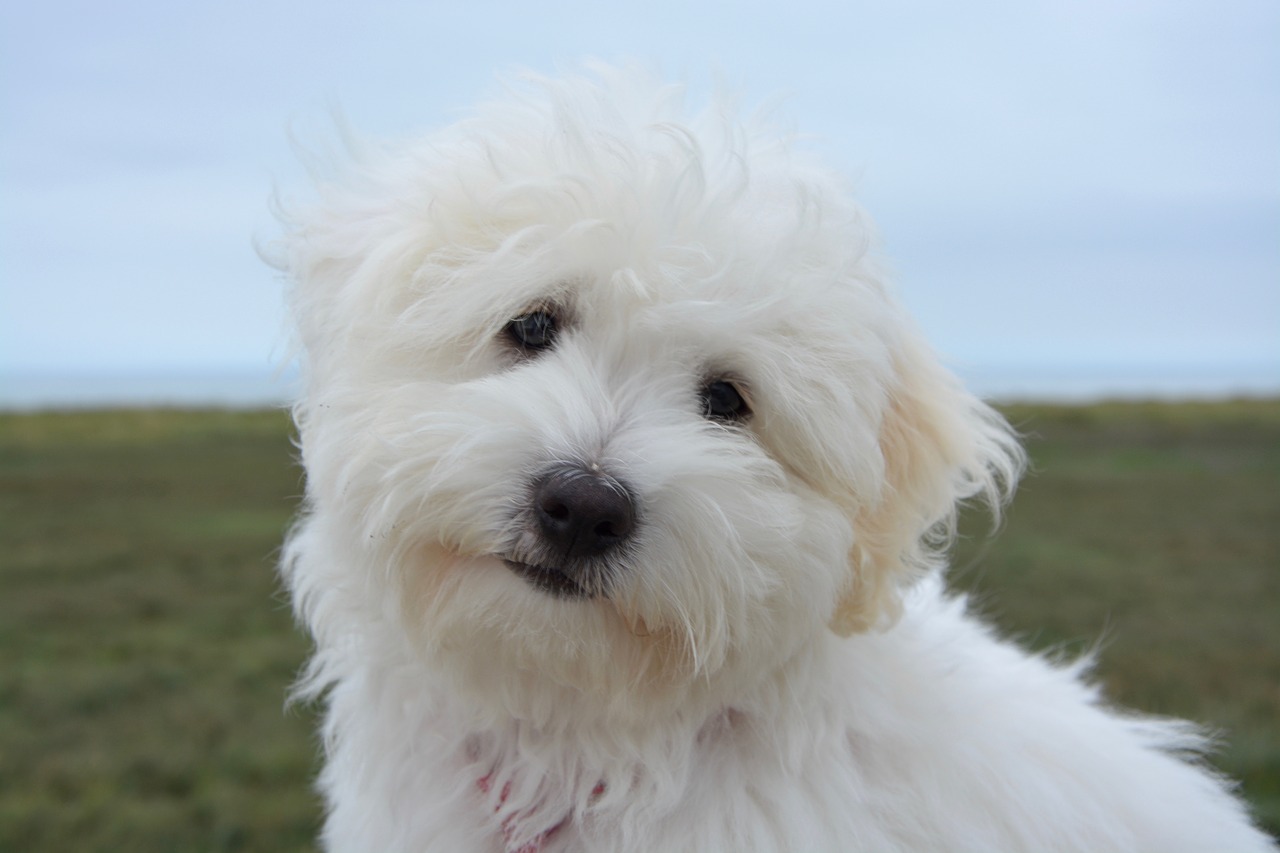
[830, 333, 1023, 636]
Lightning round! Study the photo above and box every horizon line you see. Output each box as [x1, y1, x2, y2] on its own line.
[2, 365, 1278, 412]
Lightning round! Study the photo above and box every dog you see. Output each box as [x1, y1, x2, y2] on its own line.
[275, 66, 1275, 852]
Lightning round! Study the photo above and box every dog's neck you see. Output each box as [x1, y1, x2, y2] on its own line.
[323, 624, 840, 849]
[465, 706, 749, 853]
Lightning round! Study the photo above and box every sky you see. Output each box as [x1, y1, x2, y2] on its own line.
[2, 0, 1278, 399]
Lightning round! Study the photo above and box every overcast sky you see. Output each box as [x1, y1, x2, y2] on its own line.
[2, 0, 1277, 393]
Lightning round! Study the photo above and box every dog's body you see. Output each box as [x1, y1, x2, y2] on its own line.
[277, 67, 1274, 852]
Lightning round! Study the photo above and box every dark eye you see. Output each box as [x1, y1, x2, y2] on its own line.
[701, 379, 750, 422]
[505, 310, 558, 352]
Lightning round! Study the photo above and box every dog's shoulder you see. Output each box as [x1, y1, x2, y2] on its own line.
[819, 575, 1275, 851]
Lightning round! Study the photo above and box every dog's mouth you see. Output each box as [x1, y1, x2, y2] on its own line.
[502, 559, 593, 599]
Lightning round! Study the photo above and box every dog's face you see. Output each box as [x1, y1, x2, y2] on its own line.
[282, 70, 1019, 721]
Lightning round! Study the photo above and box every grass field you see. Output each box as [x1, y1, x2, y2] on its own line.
[1, 401, 1277, 850]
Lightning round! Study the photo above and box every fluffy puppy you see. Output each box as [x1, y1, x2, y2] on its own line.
[275, 67, 1275, 852]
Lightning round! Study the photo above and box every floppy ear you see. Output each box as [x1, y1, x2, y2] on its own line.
[829, 334, 1024, 635]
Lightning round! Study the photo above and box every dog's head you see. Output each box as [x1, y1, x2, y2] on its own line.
[278, 67, 1022, 720]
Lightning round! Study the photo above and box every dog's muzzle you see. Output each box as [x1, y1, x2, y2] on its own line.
[504, 463, 636, 598]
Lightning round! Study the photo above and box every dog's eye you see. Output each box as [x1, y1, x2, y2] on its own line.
[505, 311, 558, 352]
[701, 380, 750, 422]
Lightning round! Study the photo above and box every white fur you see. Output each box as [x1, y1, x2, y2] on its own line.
[274, 66, 1275, 852]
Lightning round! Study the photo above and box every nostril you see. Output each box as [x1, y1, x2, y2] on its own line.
[592, 504, 633, 542]
[541, 499, 570, 521]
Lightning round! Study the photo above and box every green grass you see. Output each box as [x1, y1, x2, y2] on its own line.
[0, 410, 318, 853]
[1, 401, 1277, 850]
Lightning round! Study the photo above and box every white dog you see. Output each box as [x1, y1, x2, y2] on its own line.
[275, 66, 1274, 852]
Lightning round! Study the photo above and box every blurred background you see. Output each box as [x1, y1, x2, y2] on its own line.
[1, 1, 1277, 850]
[2, 0, 1277, 404]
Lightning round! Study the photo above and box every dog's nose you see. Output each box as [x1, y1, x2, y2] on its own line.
[533, 465, 635, 559]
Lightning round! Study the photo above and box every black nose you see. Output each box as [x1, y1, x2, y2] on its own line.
[533, 465, 635, 559]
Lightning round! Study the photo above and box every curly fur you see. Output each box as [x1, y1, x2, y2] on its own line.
[272, 65, 1275, 852]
